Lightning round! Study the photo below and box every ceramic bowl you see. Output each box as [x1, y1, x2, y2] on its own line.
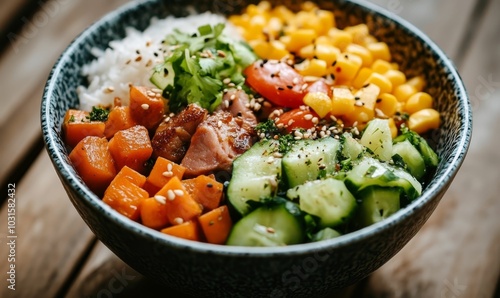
[41, 0, 471, 297]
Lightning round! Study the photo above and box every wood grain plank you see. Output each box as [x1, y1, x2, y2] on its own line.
[363, 0, 500, 297]
[0, 0, 130, 190]
[0, 0, 33, 31]
[0, 151, 95, 297]
[367, 0, 479, 60]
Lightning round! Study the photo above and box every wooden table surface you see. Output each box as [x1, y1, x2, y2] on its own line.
[0, 0, 499, 297]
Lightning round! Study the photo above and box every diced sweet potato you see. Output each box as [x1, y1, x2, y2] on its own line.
[161, 220, 203, 241]
[198, 206, 232, 245]
[63, 109, 105, 148]
[112, 166, 146, 188]
[129, 86, 166, 130]
[108, 125, 153, 173]
[155, 176, 202, 225]
[192, 175, 223, 212]
[144, 157, 186, 196]
[104, 106, 138, 139]
[140, 197, 170, 229]
[69, 136, 116, 196]
[102, 175, 149, 221]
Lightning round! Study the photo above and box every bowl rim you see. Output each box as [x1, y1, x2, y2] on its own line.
[41, 0, 472, 256]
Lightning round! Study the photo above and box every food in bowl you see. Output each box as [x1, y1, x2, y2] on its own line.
[62, 1, 440, 246]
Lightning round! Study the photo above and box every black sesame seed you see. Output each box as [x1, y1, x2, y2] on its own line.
[376, 98, 382, 103]
[277, 87, 285, 91]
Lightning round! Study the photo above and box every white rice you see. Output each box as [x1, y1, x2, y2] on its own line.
[77, 12, 237, 111]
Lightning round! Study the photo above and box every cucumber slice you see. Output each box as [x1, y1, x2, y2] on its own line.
[345, 157, 422, 200]
[392, 140, 426, 180]
[360, 119, 392, 161]
[150, 63, 174, 90]
[282, 138, 340, 187]
[341, 132, 364, 160]
[227, 140, 281, 215]
[311, 227, 342, 242]
[226, 199, 305, 246]
[357, 187, 401, 226]
[287, 178, 357, 228]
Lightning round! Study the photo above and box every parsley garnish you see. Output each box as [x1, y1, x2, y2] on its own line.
[88, 106, 110, 122]
[69, 115, 75, 123]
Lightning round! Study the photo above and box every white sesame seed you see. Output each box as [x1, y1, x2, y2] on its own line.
[173, 217, 184, 225]
[355, 101, 364, 107]
[218, 216, 223, 221]
[167, 163, 173, 171]
[292, 77, 299, 85]
[154, 195, 166, 205]
[254, 103, 262, 111]
[217, 50, 226, 57]
[173, 189, 184, 196]
[169, 113, 175, 117]
[312, 117, 319, 124]
[217, 120, 223, 128]
[352, 121, 358, 127]
[141, 104, 150, 110]
[104, 86, 114, 93]
[294, 130, 304, 138]
[294, 136, 302, 140]
[320, 131, 326, 138]
[152, 88, 162, 93]
[266, 156, 275, 164]
[167, 190, 175, 201]
[330, 115, 338, 122]
[223, 78, 231, 84]
[288, 119, 295, 126]
[224, 100, 229, 108]
[276, 123, 284, 129]
[301, 83, 308, 91]
[273, 152, 283, 158]
[259, 133, 266, 139]
[304, 114, 313, 120]
[230, 94, 236, 100]
[228, 83, 235, 87]
[266, 227, 275, 234]
[162, 171, 173, 177]
[237, 86, 242, 91]
[334, 135, 340, 139]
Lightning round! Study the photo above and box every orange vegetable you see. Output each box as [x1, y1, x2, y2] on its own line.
[69, 136, 116, 195]
[155, 176, 202, 225]
[102, 175, 149, 220]
[144, 157, 186, 196]
[129, 85, 166, 130]
[108, 125, 153, 173]
[161, 220, 203, 241]
[191, 175, 224, 212]
[140, 197, 170, 229]
[198, 206, 233, 244]
[113, 166, 146, 188]
[276, 108, 318, 133]
[104, 106, 137, 139]
[63, 109, 105, 148]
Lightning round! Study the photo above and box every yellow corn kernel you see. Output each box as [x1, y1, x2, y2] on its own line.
[356, 84, 380, 111]
[405, 92, 433, 114]
[280, 35, 291, 49]
[375, 93, 398, 117]
[332, 88, 355, 116]
[371, 59, 394, 74]
[303, 92, 332, 118]
[257, 1, 271, 11]
[344, 24, 369, 45]
[296, 11, 322, 34]
[247, 3, 270, 17]
[362, 35, 378, 46]
[364, 73, 393, 94]
[406, 76, 426, 92]
[229, 14, 250, 27]
[328, 28, 353, 51]
[331, 53, 362, 82]
[393, 83, 417, 102]
[352, 67, 373, 89]
[367, 42, 391, 61]
[396, 101, 405, 114]
[315, 44, 340, 66]
[301, 1, 318, 11]
[249, 40, 270, 59]
[317, 10, 335, 35]
[315, 36, 334, 46]
[345, 44, 373, 67]
[286, 29, 317, 52]
[272, 5, 294, 21]
[265, 17, 284, 38]
[268, 40, 290, 60]
[343, 105, 374, 128]
[388, 118, 398, 138]
[384, 69, 406, 87]
[298, 44, 315, 59]
[297, 59, 328, 77]
[408, 108, 440, 134]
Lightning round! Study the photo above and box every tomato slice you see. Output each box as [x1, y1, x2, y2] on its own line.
[276, 109, 318, 133]
[307, 80, 332, 97]
[244, 61, 306, 108]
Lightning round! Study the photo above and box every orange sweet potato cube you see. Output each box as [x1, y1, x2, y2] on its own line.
[63, 109, 105, 148]
[108, 125, 153, 173]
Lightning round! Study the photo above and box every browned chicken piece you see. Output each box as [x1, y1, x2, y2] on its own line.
[218, 89, 258, 129]
[151, 104, 207, 163]
[181, 110, 255, 177]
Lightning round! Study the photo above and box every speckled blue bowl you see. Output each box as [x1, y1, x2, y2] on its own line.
[41, 0, 471, 297]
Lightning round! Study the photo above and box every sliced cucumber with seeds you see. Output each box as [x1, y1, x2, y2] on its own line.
[392, 140, 426, 180]
[311, 227, 342, 242]
[227, 140, 281, 215]
[226, 199, 305, 246]
[287, 178, 357, 228]
[341, 132, 364, 160]
[360, 118, 392, 161]
[357, 186, 401, 227]
[282, 137, 340, 188]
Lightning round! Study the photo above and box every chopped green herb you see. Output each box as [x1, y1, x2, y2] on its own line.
[88, 106, 110, 122]
[69, 115, 75, 123]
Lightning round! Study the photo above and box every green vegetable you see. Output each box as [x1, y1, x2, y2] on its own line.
[150, 23, 257, 112]
[88, 106, 109, 122]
